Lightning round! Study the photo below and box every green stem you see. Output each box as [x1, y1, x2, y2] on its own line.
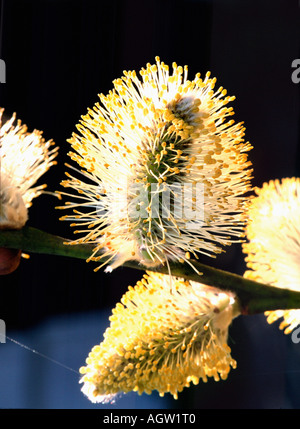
[0, 226, 92, 260]
[1, 226, 300, 315]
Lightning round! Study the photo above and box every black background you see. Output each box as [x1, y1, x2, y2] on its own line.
[0, 0, 299, 409]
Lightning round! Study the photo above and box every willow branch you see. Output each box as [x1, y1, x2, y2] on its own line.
[1, 226, 300, 315]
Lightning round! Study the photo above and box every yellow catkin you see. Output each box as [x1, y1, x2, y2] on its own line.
[243, 178, 300, 334]
[79, 272, 239, 403]
[57, 57, 252, 273]
[0, 108, 58, 230]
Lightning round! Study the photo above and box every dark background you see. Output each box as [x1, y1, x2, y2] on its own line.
[0, 0, 299, 409]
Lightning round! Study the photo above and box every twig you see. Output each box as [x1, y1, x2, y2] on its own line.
[1, 226, 300, 315]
